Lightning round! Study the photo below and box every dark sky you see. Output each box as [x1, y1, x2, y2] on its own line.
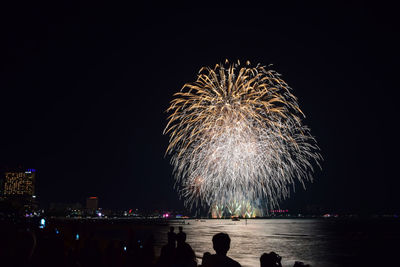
[1, 2, 399, 213]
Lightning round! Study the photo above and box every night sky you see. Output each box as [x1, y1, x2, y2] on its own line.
[1, 2, 399, 213]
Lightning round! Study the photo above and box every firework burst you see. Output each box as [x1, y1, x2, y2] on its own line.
[164, 60, 321, 209]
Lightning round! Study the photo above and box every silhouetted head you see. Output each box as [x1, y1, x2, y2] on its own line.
[170, 226, 174, 232]
[260, 253, 272, 267]
[293, 261, 310, 267]
[179, 226, 183, 232]
[175, 242, 196, 262]
[202, 252, 212, 265]
[212, 232, 230, 255]
[260, 252, 281, 267]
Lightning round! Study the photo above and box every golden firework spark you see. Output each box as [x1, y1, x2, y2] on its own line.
[164, 60, 321, 209]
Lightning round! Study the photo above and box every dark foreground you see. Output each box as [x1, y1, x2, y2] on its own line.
[0, 218, 399, 267]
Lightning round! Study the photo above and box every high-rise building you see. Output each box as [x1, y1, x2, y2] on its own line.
[4, 169, 36, 196]
[86, 196, 98, 214]
[0, 178, 4, 199]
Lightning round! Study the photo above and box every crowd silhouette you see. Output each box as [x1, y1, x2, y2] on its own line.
[0, 222, 311, 267]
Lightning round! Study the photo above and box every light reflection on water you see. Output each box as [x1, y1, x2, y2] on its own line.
[95, 217, 398, 267]
[166, 219, 337, 267]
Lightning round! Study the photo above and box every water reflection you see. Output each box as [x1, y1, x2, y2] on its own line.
[167, 219, 336, 267]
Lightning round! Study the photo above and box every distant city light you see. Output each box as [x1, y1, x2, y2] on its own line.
[39, 218, 45, 229]
[270, 209, 289, 213]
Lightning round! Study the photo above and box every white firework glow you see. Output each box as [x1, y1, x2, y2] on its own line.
[164, 60, 321, 209]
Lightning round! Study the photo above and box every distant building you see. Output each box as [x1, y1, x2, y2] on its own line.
[4, 169, 36, 197]
[1, 169, 38, 214]
[49, 202, 83, 217]
[0, 178, 4, 197]
[86, 197, 98, 215]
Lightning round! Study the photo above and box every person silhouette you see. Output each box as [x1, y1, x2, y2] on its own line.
[176, 226, 187, 247]
[174, 241, 197, 267]
[292, 261, 310, 267]
[200, 252, 212, 266]
[203, 232, 241, 267]
[167, 226, 177, 248]
[173, 226, 196, 267]
[260, 252, 282, 267]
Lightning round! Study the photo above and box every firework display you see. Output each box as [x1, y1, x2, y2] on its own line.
[211, 200, 261, 219]
[164, 60, 321, 210]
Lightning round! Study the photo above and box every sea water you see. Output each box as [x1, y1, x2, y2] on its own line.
[164, 218, 399, 267]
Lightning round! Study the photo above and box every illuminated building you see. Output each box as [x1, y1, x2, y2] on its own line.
[0, 178, 4, 201]
[0, 178, 4, 197]
[4, 169, 36, 196]
[86, 196, 98, 215]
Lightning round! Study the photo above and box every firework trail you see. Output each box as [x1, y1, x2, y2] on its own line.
[164, 60, 321, 209]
